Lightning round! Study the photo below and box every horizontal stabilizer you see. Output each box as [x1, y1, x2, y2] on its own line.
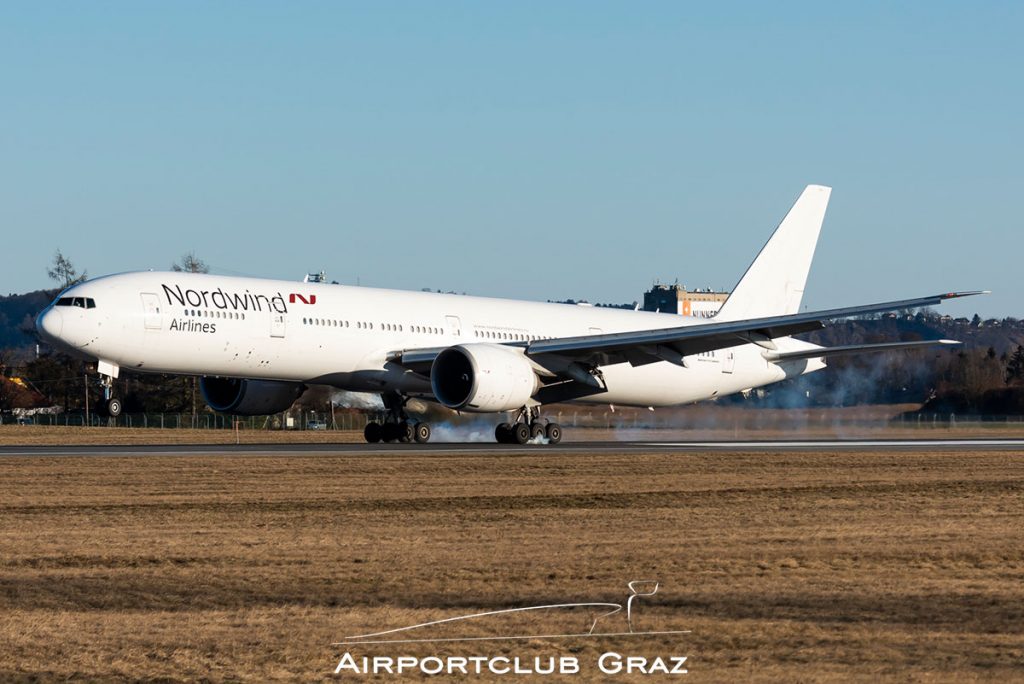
[763, 339, 961, 363]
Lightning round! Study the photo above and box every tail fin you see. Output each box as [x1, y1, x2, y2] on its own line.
[715, 184, 831, 321]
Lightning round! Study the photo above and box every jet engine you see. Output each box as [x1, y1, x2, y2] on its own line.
[430, 344, 540, 412]
[200, 377, 306, 415]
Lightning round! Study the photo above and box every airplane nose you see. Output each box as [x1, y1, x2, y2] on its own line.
[36, 308, 63, 343]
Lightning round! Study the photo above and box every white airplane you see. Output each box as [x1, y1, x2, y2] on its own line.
[36, 185, 981, 444]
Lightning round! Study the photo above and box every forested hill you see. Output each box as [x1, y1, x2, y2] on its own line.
[0, 290, 53, 351]
[804, 311, 1024, 356]
[756, 312, 1024, 409]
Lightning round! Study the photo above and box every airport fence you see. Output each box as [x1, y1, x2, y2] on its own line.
[3, 411, 375, 430]
[4, 409, 1024, 431]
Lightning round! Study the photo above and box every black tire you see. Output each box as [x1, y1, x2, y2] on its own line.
[414, 422, 431, 444]
[545, 423, 563, 444]
[495, 423, 512, 443]
[512, 423, 530, 445]
[398, 422, 414, 443]
[381, 422, 400, 443]
[106, 397, 123, 418]
[530, 422, 545, 440]
[364, 421, 382, 443]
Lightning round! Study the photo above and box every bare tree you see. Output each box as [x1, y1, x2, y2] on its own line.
[47, 250, 87, 290]
[171, 251, 210, 274]
[171, 251, 209, 420]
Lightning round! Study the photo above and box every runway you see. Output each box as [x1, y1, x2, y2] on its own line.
[1, 438, 1023, 457]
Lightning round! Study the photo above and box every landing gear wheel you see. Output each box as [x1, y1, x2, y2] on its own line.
[398, 421, 414, 443]
[495, 423, 512, 444]
[105, 397, 123, 418]
[381, 422, 400, 443]
[414, 422, 431, 444]
[512, 423, 530, 445]
[529, 422, 545, 440]
[545, 423, 563, 444]
[364, 421, 382, 443]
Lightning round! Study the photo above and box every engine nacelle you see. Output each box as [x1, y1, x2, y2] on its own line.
[199, 377, 306, 415]
[430, 344, 540, 412]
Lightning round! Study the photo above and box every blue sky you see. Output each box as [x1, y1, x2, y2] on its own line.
[2, 2, 1020, 317]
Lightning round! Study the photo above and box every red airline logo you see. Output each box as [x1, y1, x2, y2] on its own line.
[289, 294, 317, 305]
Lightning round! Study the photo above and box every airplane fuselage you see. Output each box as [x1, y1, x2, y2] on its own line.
[38, 271, 822, 408]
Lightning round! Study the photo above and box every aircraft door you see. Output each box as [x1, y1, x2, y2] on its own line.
[445, 315, 462, 337]
[270, 312, 286, 338]
[141, 293, 162, 330]
[722, 349, 736, 374]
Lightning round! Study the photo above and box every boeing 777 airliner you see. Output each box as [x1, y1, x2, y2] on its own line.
[35, 186, 983, 444]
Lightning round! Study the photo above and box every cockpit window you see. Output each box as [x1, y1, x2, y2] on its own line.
[55, 297, 96, 309]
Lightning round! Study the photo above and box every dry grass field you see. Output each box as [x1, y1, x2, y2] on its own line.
[1, 448, 1022, 681]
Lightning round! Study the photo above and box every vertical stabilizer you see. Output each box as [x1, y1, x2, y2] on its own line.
[715, 184, 831, 321]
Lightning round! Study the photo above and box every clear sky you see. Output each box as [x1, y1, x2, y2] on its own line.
[2, 2, 1020, 318]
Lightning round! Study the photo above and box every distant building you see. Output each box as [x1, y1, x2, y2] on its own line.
[642, 283, 729, 318]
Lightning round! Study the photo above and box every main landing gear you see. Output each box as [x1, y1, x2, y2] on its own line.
[363, 392, 432, 444]
[495, 406, 562, 445]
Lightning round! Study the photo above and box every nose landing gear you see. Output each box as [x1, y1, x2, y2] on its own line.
[96, 364, 122, 418]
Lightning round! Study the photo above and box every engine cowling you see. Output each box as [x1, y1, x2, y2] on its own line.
[199, 377, 306, 415]
[430, 344, 540, 412]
